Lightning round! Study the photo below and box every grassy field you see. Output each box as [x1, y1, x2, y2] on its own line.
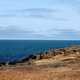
[0, 53, 80, 80]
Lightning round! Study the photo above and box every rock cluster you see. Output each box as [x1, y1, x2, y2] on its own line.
[0, 45, 80, 66]
[18, 45, 80, 64]
[31, 46, 80, 59]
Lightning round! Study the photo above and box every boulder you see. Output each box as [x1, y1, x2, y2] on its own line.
[0, 62, 6, 66]
[36, 55, 40, 60]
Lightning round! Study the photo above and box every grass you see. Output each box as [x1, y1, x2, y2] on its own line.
[0, 52, 80, 80]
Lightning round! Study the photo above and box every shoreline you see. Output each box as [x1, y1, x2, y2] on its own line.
[0, 45, 80, 66]
[0, 45, 80, 80]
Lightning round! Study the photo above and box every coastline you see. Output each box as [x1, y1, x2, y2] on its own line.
[0, 45, 80, 80]
[0, 45, 80, 66]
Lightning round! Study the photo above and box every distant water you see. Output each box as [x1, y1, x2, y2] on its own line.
[0, 40, 80, 63]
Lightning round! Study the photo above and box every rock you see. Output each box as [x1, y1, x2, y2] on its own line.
[28, 54, 37, 60]
[36, 55, 40, 60]
[53, 49, 62, 55]
[0, 62, 6, 66]
[5, 62, 9, 66]
[8, 61, 17, 65]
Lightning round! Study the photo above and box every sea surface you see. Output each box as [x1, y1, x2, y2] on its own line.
[0, 40, 80, 63]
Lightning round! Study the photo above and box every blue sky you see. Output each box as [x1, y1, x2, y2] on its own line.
[0, 0, 80, 40]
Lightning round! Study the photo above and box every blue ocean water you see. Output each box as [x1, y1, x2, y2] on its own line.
[0, 40, 80, 63]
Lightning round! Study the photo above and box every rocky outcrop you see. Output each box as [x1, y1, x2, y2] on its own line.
[0, 45, 80, 66]
[10, 46, 80, 65]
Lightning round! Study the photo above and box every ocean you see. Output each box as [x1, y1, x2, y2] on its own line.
[0, 40, 80, 63]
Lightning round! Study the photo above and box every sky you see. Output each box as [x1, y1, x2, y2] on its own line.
[0, 0, 80, 40]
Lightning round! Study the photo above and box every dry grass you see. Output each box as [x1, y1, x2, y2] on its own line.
[0, 68, 80, 80]
[0, 53, 80, 80]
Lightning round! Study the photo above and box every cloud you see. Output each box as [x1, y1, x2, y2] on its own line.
[0, 25, 47, 39]
[0, 8, 66, 21]
[0, 25, 35, 34]
[0, 26, 80, 40]
[20, 8, 56, 13]
[0, 8, 57, 17]
[59, 29, 80, 39]
[47, 28, 80, 40]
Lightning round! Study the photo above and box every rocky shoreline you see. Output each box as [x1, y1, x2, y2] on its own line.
[0, 45, 80, 67]
[0, 45, 80, 80]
